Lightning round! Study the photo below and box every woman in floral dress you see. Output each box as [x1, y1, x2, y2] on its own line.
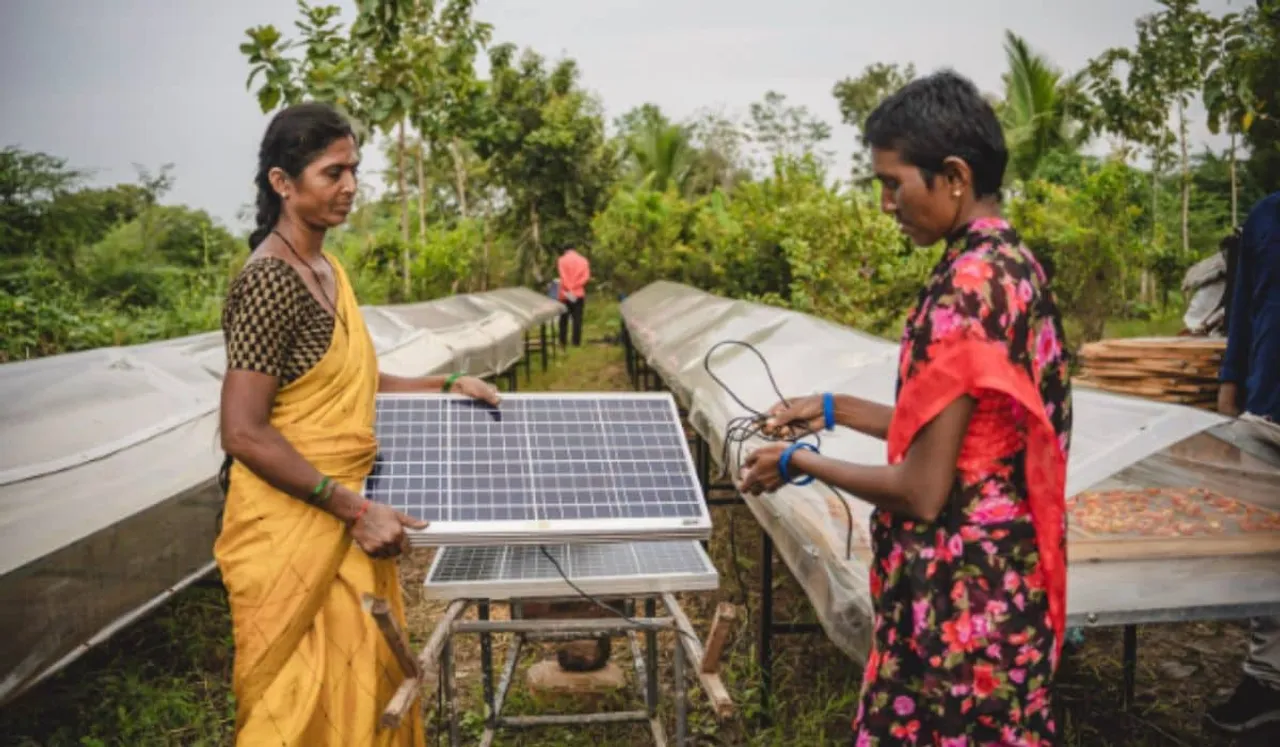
[740, 70, 1072, 745]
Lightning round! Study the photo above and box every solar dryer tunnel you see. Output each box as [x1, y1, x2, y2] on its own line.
[359, 392, 739, 746]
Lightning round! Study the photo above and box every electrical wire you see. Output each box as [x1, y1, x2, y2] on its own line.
[532, 338, 858, 646]
[537, 545, 703, 649]
[702, 340, 857, 562]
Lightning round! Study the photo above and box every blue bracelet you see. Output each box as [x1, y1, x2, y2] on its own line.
[778, 442, 818, 486]
[822, 392, 835, 431]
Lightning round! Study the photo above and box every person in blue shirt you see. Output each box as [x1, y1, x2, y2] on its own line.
[1206, 190, 1280, 736]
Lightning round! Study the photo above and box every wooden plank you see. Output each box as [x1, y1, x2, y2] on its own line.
[661, 593, 735, 720]
[700, 603, 736, 675]
[1071, 532, 1280, 563]
[362, 593, 421, 679]
[379, 599, 470, 731]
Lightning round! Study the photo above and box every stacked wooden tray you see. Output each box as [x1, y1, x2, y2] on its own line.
[1075, 337, 1225, 409]
[1067, 487, 1280, 562]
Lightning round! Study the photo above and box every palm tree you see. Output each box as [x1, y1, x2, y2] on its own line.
[625, 118, 696, 194]
[999, 30, 1093, 182]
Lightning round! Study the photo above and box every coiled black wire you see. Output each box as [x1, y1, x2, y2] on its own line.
[702, 340, 857, 562]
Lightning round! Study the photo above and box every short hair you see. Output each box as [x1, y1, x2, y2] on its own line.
[862, 69, 1008, 199]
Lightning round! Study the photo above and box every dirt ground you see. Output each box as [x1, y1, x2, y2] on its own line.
[2, 308, 1276, 746]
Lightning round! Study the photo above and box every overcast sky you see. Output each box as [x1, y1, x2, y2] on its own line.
[0, 0, 1242, 232]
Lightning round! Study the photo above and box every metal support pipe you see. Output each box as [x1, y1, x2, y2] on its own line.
[479, 602, 494, 731]
[442, 638, 461, 746]
[760, 529, 774, 724]
[454, 617, 673, 636]
[673, 624, 688, 747]
[645, 597, 659, 713]
[540, 323, 549, 371]
[1122, 624, 1138, 708]
[524, 331, 533, 381]
[499, 711, 652, 728]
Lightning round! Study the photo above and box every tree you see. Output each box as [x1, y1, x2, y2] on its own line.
[242, 0, 427, 295]
[410, 0, 493, 220]
[1091, 0, 1218, 256]
[685, 109, 752, 194]
[1010, 158, 1148, 341]
[1240, 0, 1280, 191]
[474, 45, 617, 281]
[1206, 0, 1280, 219]
[614, 105, 697, 194]
[745, 91, 833, 175]
[0, 148, 85, 263]
[132, 162, 175, 257]
[832, 62, 916, 178]
[999, 31, 1092, 183]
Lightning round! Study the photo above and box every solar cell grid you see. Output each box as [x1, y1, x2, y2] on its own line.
[424, 541, 719, 600]
[366, 393, 710, 546]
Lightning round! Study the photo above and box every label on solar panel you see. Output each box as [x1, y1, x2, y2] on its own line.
[424, 541, 720, 600]
[366, 392, 711, 546]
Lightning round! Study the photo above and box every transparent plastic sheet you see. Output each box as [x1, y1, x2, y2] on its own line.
[621, 281, 1245, 661]
[1181, 252, 1227, 293]
[0, 286, 553, 706]
[1183, 281, 1226, 336]
[474, 287, 566, 326]
[379, 299, 525, 377]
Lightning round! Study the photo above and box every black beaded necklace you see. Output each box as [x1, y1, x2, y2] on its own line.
[273, 228, 347, 330]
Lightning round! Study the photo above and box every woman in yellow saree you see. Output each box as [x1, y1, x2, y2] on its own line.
[216, 103, 500, 746]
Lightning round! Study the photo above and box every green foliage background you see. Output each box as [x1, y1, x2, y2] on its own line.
[5, 0, 1278, 364]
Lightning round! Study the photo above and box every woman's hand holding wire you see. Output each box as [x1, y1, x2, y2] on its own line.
[763, 395, 824, 438]
[739, 442, 790, 495]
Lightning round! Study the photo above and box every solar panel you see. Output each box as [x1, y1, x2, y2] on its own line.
[423, 541, 719, 600]
[366, 393, 710, 546]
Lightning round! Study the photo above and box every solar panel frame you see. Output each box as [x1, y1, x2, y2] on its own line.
[423, 541, 720, 600]
[365, 392, 711, 546]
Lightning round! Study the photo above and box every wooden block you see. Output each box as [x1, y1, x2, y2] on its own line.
[527, 660, 627, 696]
[700, 604, 735, 675]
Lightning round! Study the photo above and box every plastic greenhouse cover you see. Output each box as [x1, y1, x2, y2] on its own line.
[473, 287, 566, 326]
[620, 281, 1273, 661]
[0, 285, 552, 707]
[378, 300, 525, 376]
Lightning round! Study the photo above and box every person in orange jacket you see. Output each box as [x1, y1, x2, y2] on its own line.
[556, 244, 591, 347]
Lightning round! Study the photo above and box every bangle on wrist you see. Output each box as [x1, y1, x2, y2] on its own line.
[316, 478, 338, 506]
[822, 393, 835, 431]
[778, 442, 818, 486]
[309, 475, 332, 503]
[442, 373, 463, 392]
[349, 498, 372, 526]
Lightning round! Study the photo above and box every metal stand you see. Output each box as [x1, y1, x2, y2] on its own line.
[522, 323, 554, 384]
[367, 591, 735, 746]
[460, 602, 682, 747]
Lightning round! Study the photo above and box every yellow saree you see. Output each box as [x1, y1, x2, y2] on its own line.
[214, 255, 424, 746]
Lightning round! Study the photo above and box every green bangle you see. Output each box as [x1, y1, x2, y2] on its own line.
[443, 373, 463, 392]
[316, 479, 338, 506]
[310, 475, 332, 501]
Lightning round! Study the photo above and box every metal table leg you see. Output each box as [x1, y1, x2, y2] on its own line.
[443, 638, 461, 746]
[479, 602, 494, 731]
[645, 597, 659, 712]
[1122, 624, 1138, 708]
[760, 530, 774, 724]
[673, 627, 688, 747]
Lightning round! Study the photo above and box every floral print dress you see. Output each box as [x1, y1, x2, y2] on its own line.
[853, 217, 1073, 746]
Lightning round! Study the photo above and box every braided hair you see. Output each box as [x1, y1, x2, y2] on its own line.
[248, 102, 356, 249]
